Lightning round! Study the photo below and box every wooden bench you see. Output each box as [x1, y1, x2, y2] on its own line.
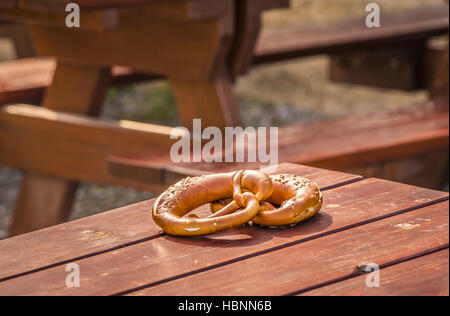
[0, 163, 448, 296]
[254, 5, 449, 63]
[107, 97, 449, 191]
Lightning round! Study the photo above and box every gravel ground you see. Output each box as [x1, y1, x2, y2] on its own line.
[0, 0, 445, 238]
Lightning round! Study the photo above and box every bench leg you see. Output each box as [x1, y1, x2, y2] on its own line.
[9, 62, 111, 236]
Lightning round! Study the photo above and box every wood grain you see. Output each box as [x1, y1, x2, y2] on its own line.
[128, 201, 449, 296]
[0, 163, 357, 280]
[302, 249, 449, 296]
[0, 179, 447, 295]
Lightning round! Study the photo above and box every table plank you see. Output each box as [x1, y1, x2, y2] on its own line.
[302, 249, 449, 296]
[0, 1, 17, 9]
[17, 0, 162, 11]
[0, 179, 447, 295]
[0, 163, 359, 281]
[129, 201, 449, 296]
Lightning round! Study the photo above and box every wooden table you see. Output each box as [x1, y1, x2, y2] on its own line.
[0, 0, 289, 236]
[0, 163, 448, 296]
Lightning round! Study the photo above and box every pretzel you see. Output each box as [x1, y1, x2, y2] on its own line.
[152, 170, 323, 236]
[152, 170, 273, 236]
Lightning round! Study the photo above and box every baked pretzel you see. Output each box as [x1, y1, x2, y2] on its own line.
[152, 170, 273, 236]
[152, 170, 323, 236]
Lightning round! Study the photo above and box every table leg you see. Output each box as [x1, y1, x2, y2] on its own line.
[0, 22, 35, 58]
[170, 66, 242, 130]
[9, 62, 111, 236]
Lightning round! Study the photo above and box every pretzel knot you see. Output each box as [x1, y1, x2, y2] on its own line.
[152, 170, 323, 236]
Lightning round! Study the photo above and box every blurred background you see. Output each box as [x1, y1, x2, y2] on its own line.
[0, 0, 448, 238]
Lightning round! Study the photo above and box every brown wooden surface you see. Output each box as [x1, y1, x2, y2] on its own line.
[329, 45, 423, 91]
[0, 22, 34, 58]
[0, 7, 120, 31]
[228, 0, 289, 78]
[1, 0, 235, 30]
[0, 163, 360, 280]
[429, 35, 449, 98]
[17, 0, 164, 11]
[254, 5, 449, 64]
[8, 61, 112, 236]
[0, 163, 448, 296]
[132, 201, 448, 296]
[0, 58, 160, 105]
[302, 249, 449, 296]
[0, 1, 17, 9]
[108, 98, 449, 186]
[0, 104, 178, 192]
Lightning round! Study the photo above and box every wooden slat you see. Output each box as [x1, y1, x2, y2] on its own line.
[108, 99, 449, 184]
[0, 179, 447, 295]
[26, 2, 233, 79]
[0, 58, 161, 105]
[302, 249, 449, 296]
[128, 200, 449, 296]
[118, 0, 230, 22]
[257, 0, 289, 11]
[4, 0, 231, 27]
[17, 0, 238, 14]
[18, 0, 163, 11]
[329, 46, 423, 91]
[281, 112, 449, 169]
[0, 104, 180, 192]
[0, 8, 120, 31]
[254, 5, 449, 64]
[0, 163, 360, 280]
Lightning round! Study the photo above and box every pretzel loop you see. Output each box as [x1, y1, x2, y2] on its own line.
[211, 174, 323, 228]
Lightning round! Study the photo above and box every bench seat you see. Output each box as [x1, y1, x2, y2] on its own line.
[108, 98, 449, 190]
[254, 5, 449, 64]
